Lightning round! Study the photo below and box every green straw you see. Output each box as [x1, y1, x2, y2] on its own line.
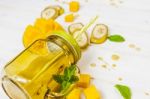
[74, 16, 99, 39]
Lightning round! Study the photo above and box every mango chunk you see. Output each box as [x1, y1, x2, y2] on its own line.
[76, 74, 91, 88]
[23, 18, 65, 48]
[69, 1, 80, 12]
[65, 14, 74, 22]
[23, 18, 65, 55]
[66, 88, 81, 99]
[83, 85, 101, 99]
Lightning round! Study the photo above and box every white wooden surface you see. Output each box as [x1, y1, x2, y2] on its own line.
[0, 0, 150, 99]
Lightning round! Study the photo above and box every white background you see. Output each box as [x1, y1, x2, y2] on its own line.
[0, 0, 150, 99]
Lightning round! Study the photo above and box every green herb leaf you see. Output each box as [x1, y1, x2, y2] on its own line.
[60, 81, 71, 92]
[64, 65, 76, 80]
[52, 65, 79, 93]
[52, 75, 64, 84]
[115, 84, 132, 99]
[108, 35, 125, 42]
[69, 75, 79, 83]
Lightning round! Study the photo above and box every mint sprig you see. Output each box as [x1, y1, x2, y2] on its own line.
[108, 35, 125, 42]
[53, 65, 79, 93]
[115, 84, 132, 99]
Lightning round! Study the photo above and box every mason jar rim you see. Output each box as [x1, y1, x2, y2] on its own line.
[48, 31, 81, 63]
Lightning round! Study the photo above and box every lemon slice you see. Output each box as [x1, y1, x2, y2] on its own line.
[90, 24, 108, 44]
[68, 23, 84, 34]
[73, 30, 88, 49]
[41, 6, 58, 20]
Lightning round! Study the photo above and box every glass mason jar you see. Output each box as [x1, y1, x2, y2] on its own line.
[1, 31, 81, 99]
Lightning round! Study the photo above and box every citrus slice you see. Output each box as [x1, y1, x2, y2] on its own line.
[90, 24, 108, 44]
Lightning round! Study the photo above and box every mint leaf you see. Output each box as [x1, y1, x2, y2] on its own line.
[60, 81, 71, 92]
[69, 75, 79, 83]
[64, 65, 76, 80]
[68, 65, 76, 76]
[108, 35, 125, 42]
[52, 65, 79, 93]
[52, 75, 64, 84]
[115, 84, 132, 99]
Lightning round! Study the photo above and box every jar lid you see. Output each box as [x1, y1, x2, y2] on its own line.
[49, 31, 81, 63]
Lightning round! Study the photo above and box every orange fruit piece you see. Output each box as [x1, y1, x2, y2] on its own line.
[65, 14, 75, 22]
[23, 18, 65, 47]
[23, 25, 42, 48]
[69, 1, 80, 12]
[23, 18, 65, 55]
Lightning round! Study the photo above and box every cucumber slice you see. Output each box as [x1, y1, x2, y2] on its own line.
[68, 23, 84, 34]
[90, 24, 108, 44]
[41, 6, 58, 20]
[73, 30, 88, 49]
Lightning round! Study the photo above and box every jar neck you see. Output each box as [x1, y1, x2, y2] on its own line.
[47, 36, 80, 64]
